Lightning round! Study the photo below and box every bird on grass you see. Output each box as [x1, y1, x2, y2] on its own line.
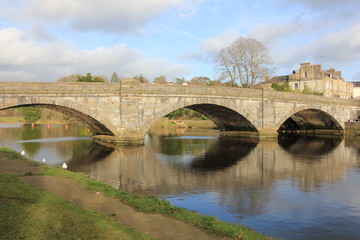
[21, 150, 25, 156]
[62, 163, 68, 170]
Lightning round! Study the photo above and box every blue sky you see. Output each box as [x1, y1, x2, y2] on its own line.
[1, 0, 360, 82]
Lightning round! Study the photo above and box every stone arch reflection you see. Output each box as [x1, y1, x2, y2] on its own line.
[190, 137, 259, 172]
[278, 135, 343, 158]
[67, 142, 115, 168]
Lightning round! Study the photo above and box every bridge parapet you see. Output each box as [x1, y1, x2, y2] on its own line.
[122, 83, 263, 98]
[0, 82, 118, 93]
[1, 81, 358, 107]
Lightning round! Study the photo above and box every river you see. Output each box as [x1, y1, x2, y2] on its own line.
[1, 123, 360, 240]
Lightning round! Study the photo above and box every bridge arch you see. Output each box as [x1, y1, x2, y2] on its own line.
[142, 99, 258, 133]
[0, 98, 117, 136]
[276, 107, 343, 132]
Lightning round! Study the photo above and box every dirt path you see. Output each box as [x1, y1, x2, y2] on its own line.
[0, 157, 231, 240]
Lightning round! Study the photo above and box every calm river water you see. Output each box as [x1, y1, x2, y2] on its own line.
[1, 123, 360, 240]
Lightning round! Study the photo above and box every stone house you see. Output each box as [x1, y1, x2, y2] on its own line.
[264, 63, 353, 99]
[352, 81, 360, 99]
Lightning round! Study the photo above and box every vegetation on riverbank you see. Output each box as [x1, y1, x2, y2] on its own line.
[0, 147, 272, 240]
[41, 167, 270, 239]
[0, 116, 23, 123]
[152, 118, 216, 129]
[0, 148, 153, 240]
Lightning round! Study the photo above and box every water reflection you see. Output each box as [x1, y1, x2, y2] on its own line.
[21, 125, 42, 157]
[190, 137, 258, 171]
[68, 133, 360, 240]
[1, 124, 360, 240]
[0, 124, 92, 166]
[278, 135, 343, 157]
[68, 142, 115, 167]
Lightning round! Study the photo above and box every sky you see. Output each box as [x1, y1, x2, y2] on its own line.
[1, 0, 360, 83]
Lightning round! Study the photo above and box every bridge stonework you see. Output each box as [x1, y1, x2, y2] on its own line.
[0, 81, 359, 145]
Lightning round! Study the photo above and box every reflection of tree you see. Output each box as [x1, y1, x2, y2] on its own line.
[191, 137, 259, 171]
[21, 125, 42, 157]
[68, 142, 114, 169]
[278, 135, 342, 158]
[344, 136, 360, 154]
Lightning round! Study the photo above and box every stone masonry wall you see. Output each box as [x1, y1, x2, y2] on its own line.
[1, 82, 360, 143]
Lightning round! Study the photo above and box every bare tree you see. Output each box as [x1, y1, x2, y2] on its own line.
[216, 37, 272, 87]
[153, 75, 168, 84]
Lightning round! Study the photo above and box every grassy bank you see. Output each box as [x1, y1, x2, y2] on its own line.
[0, 116, 23, 123]
[42, 167, 269, 239]
[152, 119, 216, 129]
[0, 173, 154, 240]
[0, 148, 272, 240]
[0, 148, 154, 240]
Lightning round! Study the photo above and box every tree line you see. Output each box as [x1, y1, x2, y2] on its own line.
[57, 36, 274, 88]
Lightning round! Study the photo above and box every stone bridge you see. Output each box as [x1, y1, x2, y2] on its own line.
[0, 81, 359, 145]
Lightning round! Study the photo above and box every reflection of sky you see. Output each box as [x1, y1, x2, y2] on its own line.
[164, 190, 236, 223]
[155, 153, 195, 167]
[0, 124, 92, 167]
[167, 136, 218, 140]
[236, 176, 360, 240]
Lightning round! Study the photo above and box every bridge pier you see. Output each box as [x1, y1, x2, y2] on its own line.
[93, 132, 145, 146]
[258, 128, 279, 138]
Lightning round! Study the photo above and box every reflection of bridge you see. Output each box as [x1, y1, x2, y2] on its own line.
[0, 81, 359, 144]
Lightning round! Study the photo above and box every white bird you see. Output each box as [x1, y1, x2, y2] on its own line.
[62, 163, 68, 170]
[42, 158, 46, 162]
[21, 150, 25, 156]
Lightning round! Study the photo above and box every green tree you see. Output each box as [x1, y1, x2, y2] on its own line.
[302, 85, 313, 94]
[190, 76, 210, 86]
[165, 108, 208, 120]
[111, 72, 119, 83]
[271, 82, 292, 92]
[20, 107, 42, 123]
[208, 80, 221, 86]
[176, 77, 186, 85]
[77, 73, 104, 82]
[134, 74, 149, 83]
[313, 91, 324, 96]
[301, 86, 324, 95]
[154, 75, 168, 84]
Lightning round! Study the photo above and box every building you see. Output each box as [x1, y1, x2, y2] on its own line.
[352, 81, 360, 99]
[265, 63, 353, 99]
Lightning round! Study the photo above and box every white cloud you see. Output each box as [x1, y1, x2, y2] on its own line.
[0, 28, 192, 82]
[264, 22, 360, 81]
[282, 0, 360, 11]
[180, 30, 240, 61]
[1, 0, 203, 34]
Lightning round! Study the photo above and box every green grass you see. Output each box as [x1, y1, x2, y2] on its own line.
[42, 166, 272, 239]
[0, 172, 155, 240]
[0, 117, 23, 123]
[0, 147, 22, 159]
